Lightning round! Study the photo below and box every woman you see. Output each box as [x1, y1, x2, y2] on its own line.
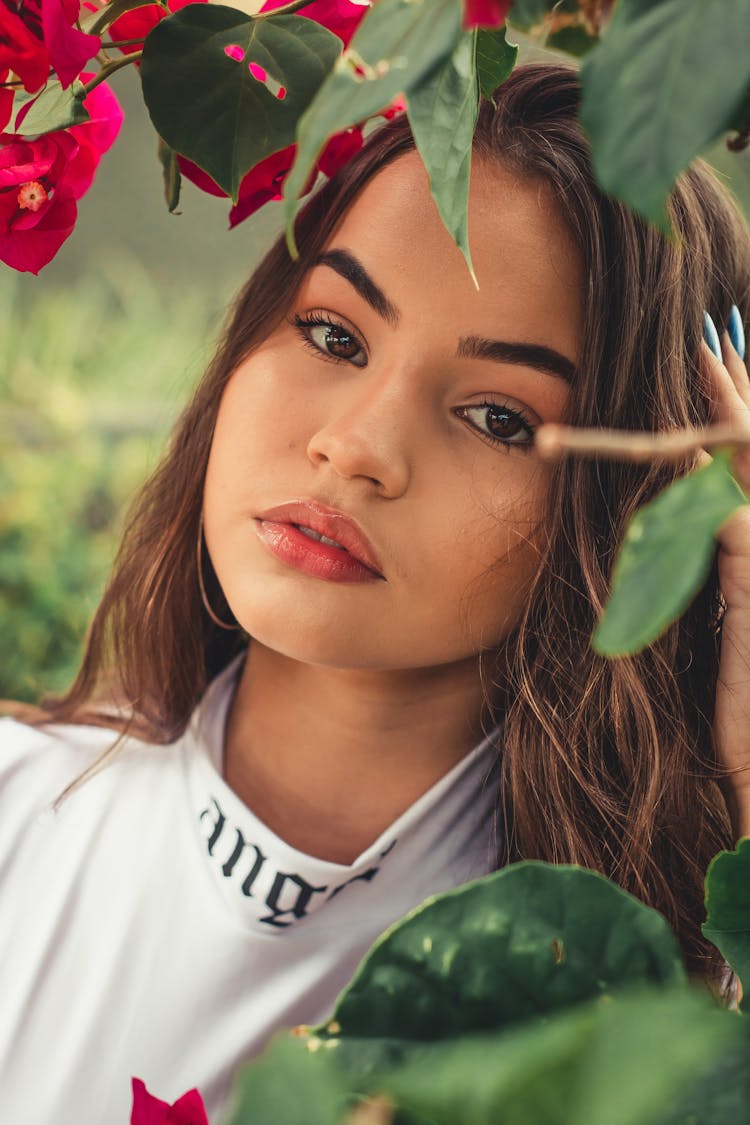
[2, 63, 750, 1123]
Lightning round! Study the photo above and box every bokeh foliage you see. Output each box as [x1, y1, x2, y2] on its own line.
[0, 262, 220, 702]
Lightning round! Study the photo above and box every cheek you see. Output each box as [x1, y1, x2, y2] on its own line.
[442, 468, 549, 639]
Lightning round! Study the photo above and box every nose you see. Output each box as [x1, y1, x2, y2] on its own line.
[306, 379, 412, 498]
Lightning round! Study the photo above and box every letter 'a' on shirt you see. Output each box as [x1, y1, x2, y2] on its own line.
[0, 656, 500, 1124]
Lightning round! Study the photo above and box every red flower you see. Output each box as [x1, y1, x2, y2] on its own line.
[0, 4, 49, 92]
[130, 1078, 210, 1125]
[41, 0, 100, 88]
[259, 0, 371, 46]
[463, 0, 513, 28]
[109, 0, 207, 57]
[0, 78, 123, 272]
[0, 0, 99, 90]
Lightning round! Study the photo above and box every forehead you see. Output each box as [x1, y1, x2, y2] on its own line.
[319, 151, 584, 365]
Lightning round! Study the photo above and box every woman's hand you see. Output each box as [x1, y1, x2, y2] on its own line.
[706, 310, 750, 838]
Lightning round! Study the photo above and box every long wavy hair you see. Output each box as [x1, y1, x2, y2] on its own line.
[18, 64, 750, 979]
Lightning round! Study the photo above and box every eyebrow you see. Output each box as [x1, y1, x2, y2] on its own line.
[456, 336, 577, 384]
[313, 248, 577, 384]
[314, 249, 400, 327]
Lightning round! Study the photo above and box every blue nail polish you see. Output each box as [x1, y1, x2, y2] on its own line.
[703, 311, 722, 360]
[728, 305, 746, 360]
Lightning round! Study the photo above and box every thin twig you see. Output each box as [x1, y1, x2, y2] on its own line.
[81, 51, 142, 94]
[535, 422, 750, 463]
[101, 38, 146, 49]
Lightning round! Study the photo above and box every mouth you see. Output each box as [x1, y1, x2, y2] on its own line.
[294, 524, 348, 550]
[254, 500, 385, 583]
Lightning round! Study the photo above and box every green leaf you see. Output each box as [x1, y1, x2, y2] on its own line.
[141, 6, 342, 199]
[703, 837, 750, 1009]
[475, 26, 517, 102]
[15, 80, 90, 137]
[374, 990, 737, 1125]
[547, 24, 598, 57]
[406, 32, 479, 281]
[594, 451, 745, 657]
[379, 1009, 595, 1124]
[580, 0, 750, 230]
[157, 138, 182, 214]
[225, 1034, 347, 1125]
[283, 0, 464, 250]
[325, 862, 685, 1042]
[663, 1036, 750, 1125]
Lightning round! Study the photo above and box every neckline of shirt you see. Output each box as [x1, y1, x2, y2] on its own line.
[184, 654, 500, 934]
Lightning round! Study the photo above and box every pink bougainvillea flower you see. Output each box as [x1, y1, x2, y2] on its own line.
[109, 0, 207, 57]
[0, 3, 49, 92]
[130, 1078, 210, 1125]
[463, 0, 513, 28]
[63, 75, 124, 196]
[228, 142, 303, 228]
[316, 124, 363, 177]
[0, 129, 79, 271]
[41, 0, 100, 87]
[0, 77, 123, 272]
[259, 0, 370, 46]
[0, 74, 14, 131]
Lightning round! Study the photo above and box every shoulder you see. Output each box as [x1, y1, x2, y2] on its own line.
[0, 716, 176, 811]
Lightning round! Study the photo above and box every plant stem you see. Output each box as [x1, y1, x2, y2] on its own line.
[535, 422, 750, 463]
[101, 38, 146, 48]
[82, 51, 143, 94]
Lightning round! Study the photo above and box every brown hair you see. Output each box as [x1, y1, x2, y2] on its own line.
[21, 64, 750, 979]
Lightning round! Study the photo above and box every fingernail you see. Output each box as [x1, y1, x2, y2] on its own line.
[703, 310, 722, 360]
[728, 304, 746, 360]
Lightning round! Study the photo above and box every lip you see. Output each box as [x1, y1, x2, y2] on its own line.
[254, 500, 385, 583]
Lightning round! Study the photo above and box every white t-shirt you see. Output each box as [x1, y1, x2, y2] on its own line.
[0, 658, 499, 1124]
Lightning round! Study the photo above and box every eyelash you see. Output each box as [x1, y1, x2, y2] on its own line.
[292, 311, 368, 368]
[291, 311, 536, 451]
[454, 402, 536, 451]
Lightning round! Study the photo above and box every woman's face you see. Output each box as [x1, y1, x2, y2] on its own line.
[203, 152, 583, 671]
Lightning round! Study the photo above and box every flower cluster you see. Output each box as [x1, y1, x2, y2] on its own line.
[0, 0, 122, 272]
[0, 0, 512, 272]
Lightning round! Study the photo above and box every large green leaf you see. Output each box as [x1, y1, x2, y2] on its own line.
[325, 862, 685, 1042]
[15, 80, 90, 137]
[475, 26, 517, 102]
[225, 1035, 347, 1125]
[283, 0, 464, 250]
[141, 6, 341, 199]
[662, 1037, 750, 1125]
[594, 451, 745, 656]
[580, 0, 750, 230]
[703, 837, 750, 1010]
[406, 32, 479, 281]
[377, 990, 737, 1125]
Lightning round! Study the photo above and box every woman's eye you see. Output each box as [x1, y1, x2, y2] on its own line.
[457, 402, 535, 448]
[293, 313, 367, 368]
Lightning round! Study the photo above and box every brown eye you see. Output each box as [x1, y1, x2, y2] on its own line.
[317, 324, 360, 360]
[294, 313, 368, 368]
[485, 406, 526, 441]
[457, 402, 535, 448]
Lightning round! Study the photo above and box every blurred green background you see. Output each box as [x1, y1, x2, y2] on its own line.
[2, 63, 750, 703]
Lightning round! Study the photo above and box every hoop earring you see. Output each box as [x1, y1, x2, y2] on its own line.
[197, 513, 238, 631]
